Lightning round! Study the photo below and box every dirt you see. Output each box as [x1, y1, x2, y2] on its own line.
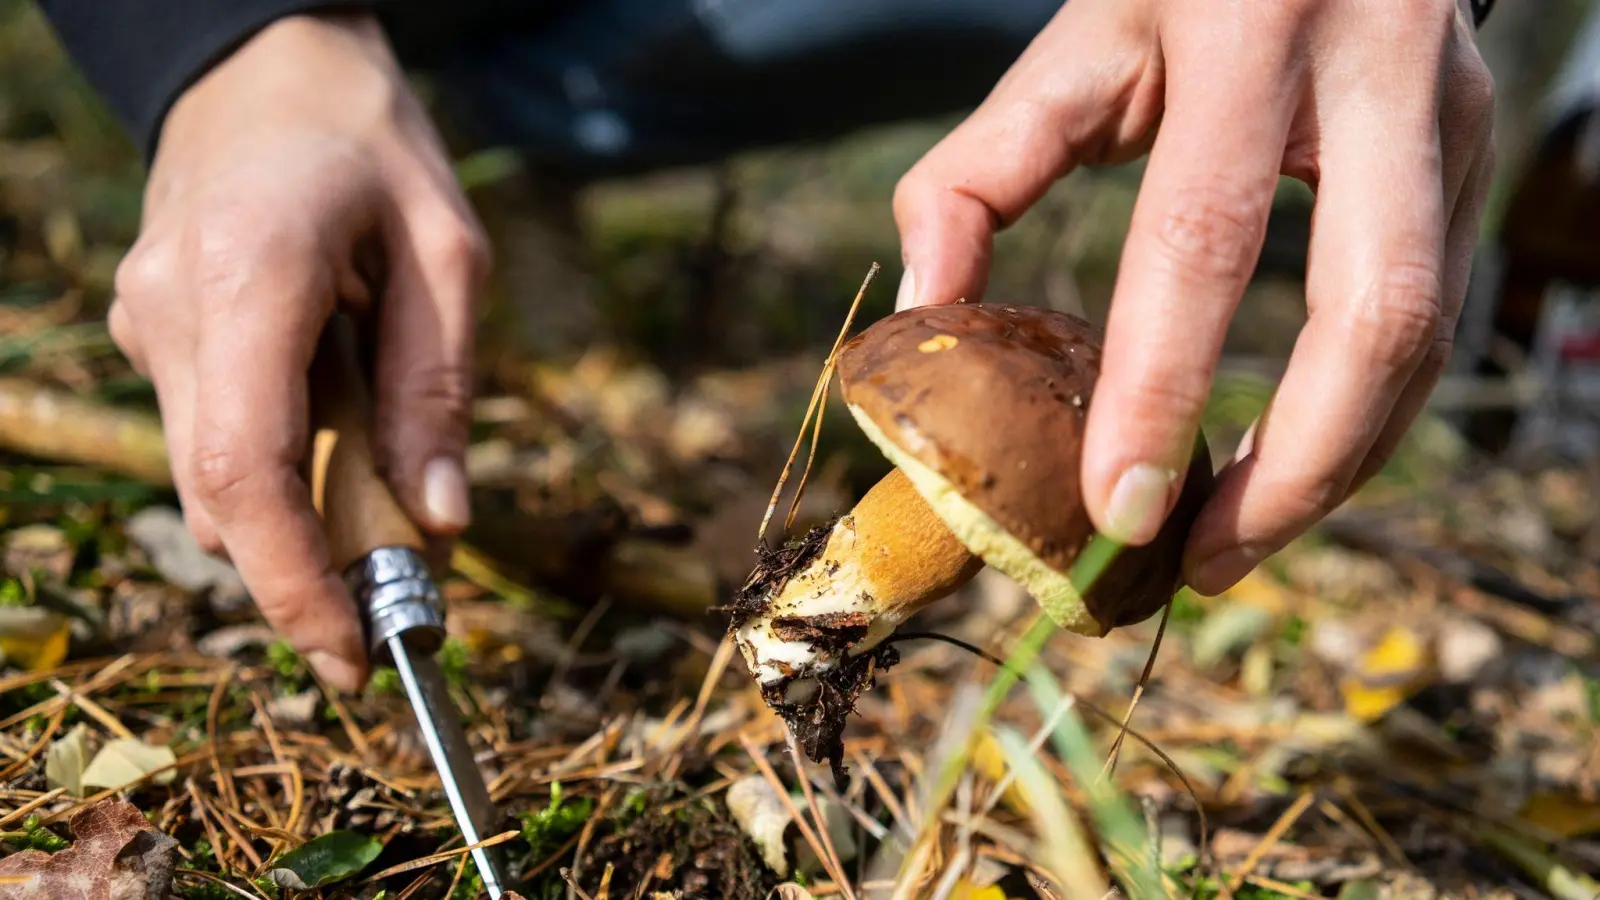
[716, 519, 835, 632]
[759, 641, 901, 789]
[584, 781, 778, 898]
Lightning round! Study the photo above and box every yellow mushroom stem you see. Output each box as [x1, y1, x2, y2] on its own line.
[733, 466, 982, 688]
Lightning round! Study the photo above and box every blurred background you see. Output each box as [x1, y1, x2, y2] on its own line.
[0, 1, 1597, 897]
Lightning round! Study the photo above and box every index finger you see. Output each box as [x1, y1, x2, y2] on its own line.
[1080, 30, 1300, 546]
[187, 257, 368, 692]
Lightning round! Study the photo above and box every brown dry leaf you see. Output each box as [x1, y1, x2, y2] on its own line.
[0, 799, 178, 900]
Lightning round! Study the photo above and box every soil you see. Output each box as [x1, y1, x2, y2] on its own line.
[716, 520, 835, 632]
[585, 781, 778, 898]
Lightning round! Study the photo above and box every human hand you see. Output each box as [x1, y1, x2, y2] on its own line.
[893, 0, 1495, 596]
[108, 12, 491, 690]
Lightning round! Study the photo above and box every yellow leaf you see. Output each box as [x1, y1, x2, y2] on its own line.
[974, 729, 1031, 818]
[951, 885, 1010, 900]
[1341, 626, 1430, 722]
[1519, 791, 1600, 838]
[0, 608, 71, 672]
[1221, 568, 1294, 616]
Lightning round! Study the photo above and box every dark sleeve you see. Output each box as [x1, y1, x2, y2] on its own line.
[34, 0, 382, 162]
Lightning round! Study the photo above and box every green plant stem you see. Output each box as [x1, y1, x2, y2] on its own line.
[1473, 822, 1600, 900]
[910, 534, 1127, 871]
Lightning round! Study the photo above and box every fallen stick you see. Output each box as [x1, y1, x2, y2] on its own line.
[0, 376, 718, 616]
[0, 377, 172, 486]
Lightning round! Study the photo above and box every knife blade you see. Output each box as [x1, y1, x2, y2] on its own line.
[308, 313, 510, 899]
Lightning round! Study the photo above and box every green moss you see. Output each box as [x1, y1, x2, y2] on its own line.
[519, 781, 594, 861]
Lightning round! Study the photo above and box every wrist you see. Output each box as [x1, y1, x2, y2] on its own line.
[160, 9, 401, 145]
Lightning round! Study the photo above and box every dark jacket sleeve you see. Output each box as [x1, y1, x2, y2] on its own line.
[35, 0, 381, 162]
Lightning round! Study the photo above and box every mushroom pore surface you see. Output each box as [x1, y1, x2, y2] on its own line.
[836, 302, 1216, 635]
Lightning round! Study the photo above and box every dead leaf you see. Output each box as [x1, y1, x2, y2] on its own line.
[724, 774, 792, 877]
[1341, 626, 1431, 722]
[124, 507, 247, 609]
[80, 739, 177, 791]
[951, 886, 1011, 900]
[1191, 603, 1274, 670]
[0, 606, 72, 672]
[771, 886, 814, 900]
[0, 799, 178, 900]
[44, 723, 89, 797]
[1519, 791, 1600, 838]
[972, 729, 1031, 817]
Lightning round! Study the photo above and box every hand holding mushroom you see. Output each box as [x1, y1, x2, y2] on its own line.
[728, 302, 1213, 773]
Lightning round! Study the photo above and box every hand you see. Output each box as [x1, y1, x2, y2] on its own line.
[108, 12, 491, 690]
[893, 0, 1494, 596]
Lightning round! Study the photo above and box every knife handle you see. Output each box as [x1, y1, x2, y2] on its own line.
[308, 312, 446, 659]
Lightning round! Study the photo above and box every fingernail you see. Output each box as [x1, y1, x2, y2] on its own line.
[423, 456, 470, 531]
[895, 265, 918, 312]
[1232, 419, 1260, 464]
[1103, 463, 1176, 544]
[1189, 544, 1264, 596]
[305, 650, 365, 694]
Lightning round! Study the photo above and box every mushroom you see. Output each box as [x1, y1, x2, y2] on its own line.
[726, 302, 1215, 772]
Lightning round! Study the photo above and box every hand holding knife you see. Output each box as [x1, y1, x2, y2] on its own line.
[306, 312, 510, 899]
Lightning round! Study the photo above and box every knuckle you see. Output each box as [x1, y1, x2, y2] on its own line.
[1148, 183, 1268, 282]
[418, 215, 492, 288]
[189, 442, 257, 507]
[112, 242, 172, 303]
[1280, 471, 1349, 523]
[1353, 260, 1443, 365]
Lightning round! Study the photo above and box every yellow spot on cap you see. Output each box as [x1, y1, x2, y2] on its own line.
[918, 333, 959, 353]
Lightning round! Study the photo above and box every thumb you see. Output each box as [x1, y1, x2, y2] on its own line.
[373, 202, 492, 537]
[891, 6, 1150, 313]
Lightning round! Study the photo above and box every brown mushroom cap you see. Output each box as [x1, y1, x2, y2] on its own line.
[835, 302, 1215, 635]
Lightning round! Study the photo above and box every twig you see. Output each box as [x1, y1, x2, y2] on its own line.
[1099, 600, 1173, 779]
[1227, 790, 1315, 893]
[739, 733, 850, 892]
[361, 830, 522, 883]
[758, 262, 879, 543]
[787, 731, 859, 900]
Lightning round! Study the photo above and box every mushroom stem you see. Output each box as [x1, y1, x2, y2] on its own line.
[733, 466, 983, 689]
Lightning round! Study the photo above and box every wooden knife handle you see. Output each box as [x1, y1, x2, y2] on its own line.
[307, 313, 426, 573]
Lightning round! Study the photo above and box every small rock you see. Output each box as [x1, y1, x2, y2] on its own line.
[1285, 547, 1400, 601]
[1309, 618, 1365, 670]
[3, 524, 73, 581]
[125, 507, 249, 611]
[1435, 617, 1503, 684]
[1159, 813, 1197, 867]
[196, 623, 276, 659]
[613, 622, 678, 662]
[264, 691, 319, 729]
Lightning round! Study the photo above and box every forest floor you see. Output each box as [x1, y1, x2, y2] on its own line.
[0, 3, 1597, 898]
